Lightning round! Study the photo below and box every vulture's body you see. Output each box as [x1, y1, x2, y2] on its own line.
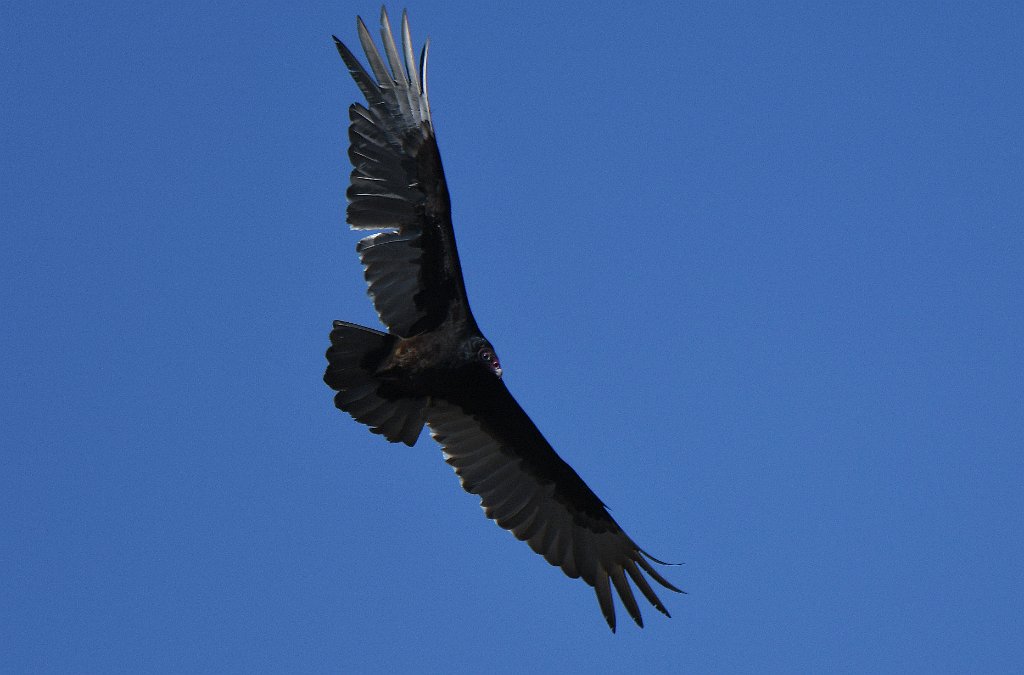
[324, 9, 681, 631]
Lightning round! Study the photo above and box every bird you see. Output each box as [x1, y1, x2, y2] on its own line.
[323, 8, 682, 632]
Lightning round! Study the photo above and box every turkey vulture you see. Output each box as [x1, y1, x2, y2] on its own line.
[323, 8, 681, 631]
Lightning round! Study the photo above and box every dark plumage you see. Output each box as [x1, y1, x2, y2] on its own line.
[323, 8, 681, 631]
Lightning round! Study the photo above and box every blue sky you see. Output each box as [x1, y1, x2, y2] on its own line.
[3, 1, 1022, 672]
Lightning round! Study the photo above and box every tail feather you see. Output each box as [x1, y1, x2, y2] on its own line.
[324, 320, 426, 446]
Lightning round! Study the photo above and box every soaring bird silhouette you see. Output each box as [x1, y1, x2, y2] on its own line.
[324, 8, 681, 631]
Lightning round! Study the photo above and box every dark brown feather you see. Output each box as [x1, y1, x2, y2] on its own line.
[426, 368, 681, 630]
[332, 15, 472, 338]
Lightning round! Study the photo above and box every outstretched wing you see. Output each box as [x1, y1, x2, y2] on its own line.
[426, 376, 682, 632]
[334, 9, 471, 338]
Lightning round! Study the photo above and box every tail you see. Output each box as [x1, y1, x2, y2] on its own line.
[323, 320, 427, 446]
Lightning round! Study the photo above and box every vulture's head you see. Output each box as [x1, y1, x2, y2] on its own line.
[466, 336, 502, 379]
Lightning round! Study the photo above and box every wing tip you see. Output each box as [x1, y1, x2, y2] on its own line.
[639, 547, 684, 567]
[636, 551, 684, 594]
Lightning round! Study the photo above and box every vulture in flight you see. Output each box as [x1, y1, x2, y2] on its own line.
[323, 8, 681, 631]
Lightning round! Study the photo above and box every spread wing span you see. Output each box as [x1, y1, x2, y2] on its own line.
[334, 10, 471, 337]
[328, 8, 682, 632]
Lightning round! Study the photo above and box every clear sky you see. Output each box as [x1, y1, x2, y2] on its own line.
[3, 1, 1022, 672]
